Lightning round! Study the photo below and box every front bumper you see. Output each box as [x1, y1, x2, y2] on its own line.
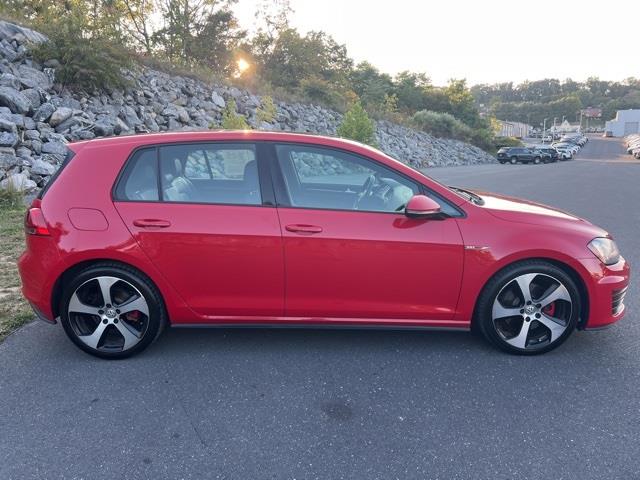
[579, 256, 630, 330]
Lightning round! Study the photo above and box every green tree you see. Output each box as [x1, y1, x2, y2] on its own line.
[350, 61, 393, 111]
[154, 0, 240, 66]
[337, 101, 377, 146]
[220, 99, 250, 129]
[256, 95, 277, 124]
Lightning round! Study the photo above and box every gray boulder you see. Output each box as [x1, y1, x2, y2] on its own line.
[33, 102, 55, 122]
[94, 121, 115, 137]
[30, 157, 56, 175]
[0, 117, 17, 133]
[0, 131, 18, 147]
[48, 107, 73, 127]
[41, 140, 67, 155]
[0, 172, 37, 191]
[119, 105, 142, 128]
[0, 86, 31, 114]
[17, 65, 52, 89]
[21, 88, 42, 109]
[211, 91, 226, 109]
[0, 73, 21, 90]
[0, 149, 18, 168]
[0, 20, 48, 44]
[24, 129, 40, 140]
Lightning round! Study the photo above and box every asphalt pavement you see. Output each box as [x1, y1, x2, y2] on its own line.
[1, 135, 639, 480]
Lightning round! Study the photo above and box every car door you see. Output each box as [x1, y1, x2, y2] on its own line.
[271, 143, 464, 322]
[113, 142, 284, 318]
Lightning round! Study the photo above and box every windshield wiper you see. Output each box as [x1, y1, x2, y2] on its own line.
[449, 186, 485, 206]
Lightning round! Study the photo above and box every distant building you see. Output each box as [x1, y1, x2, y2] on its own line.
[549, 120, 580, 134]
[605, 109, 640, 137]
[495, 121, 531, 138]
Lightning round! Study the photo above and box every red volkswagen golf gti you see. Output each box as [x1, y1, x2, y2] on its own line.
[18, 131, 630, 358]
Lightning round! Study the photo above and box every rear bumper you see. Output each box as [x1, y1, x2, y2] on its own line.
[18, 235, 61, 323]
[579, 256, 630, 330]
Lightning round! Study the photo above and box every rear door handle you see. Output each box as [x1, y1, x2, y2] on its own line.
[133, 219, 171, 229]
[285, 224, 323, 234]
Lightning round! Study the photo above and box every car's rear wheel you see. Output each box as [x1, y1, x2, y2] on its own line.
[59, 263, 166, 359]
[476, 261, 580, 355]
[533, 156, 541, 164]
[510, 156, 518, 164]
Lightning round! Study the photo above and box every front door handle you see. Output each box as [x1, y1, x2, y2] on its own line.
[285, 224, 323, 234]
[133, 219, 171, 229]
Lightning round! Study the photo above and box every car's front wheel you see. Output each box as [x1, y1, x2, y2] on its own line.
[59, 263, 166, 359]
[476, 261, 580, 355]
[510, 156, 518, 164]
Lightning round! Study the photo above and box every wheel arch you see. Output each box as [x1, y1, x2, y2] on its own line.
[471, 256, 590, 330]
[51, 258, 170, 322]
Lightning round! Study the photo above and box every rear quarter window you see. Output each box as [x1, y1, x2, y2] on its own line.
[113, 148, 159, 201]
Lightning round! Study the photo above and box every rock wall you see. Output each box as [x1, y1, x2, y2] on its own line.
[0, 20, 495, 192]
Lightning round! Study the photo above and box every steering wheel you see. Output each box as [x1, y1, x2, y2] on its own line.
[354, 174, 376, 209]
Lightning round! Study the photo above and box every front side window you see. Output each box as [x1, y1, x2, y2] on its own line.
[159, 143, 261, 204]
[275, 144, 419, 213]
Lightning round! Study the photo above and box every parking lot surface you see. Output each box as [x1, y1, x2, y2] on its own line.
[1, 135, 638, 480]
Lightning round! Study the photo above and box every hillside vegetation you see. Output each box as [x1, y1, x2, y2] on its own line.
[0, 0, 498, 149]
[472, 78, 640, 127]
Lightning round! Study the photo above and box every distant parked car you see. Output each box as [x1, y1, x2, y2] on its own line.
[496, 147, 543, 164]
[554, 147, 574, 160]
[552, 142, 579, 155]
[604, 131, 613, 137]
[532, 146, 559, 162]
[635, 150, 640, 159]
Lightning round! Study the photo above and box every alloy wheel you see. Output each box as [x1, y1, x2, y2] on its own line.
[67, 276, 150, 352]
[491, 273, 572, 350]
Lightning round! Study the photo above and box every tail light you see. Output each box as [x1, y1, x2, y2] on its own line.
[24, 199, 50, 236]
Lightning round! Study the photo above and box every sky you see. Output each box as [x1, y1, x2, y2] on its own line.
[234, 0, 640, 86]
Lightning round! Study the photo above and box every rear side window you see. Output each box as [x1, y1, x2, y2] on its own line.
[114, 148, 159, 201]
[159, 143, 260, 205]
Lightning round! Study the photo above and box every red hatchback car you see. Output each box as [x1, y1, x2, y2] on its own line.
[18, 131, 630, 358]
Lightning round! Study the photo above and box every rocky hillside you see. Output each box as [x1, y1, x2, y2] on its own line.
[0, 20, 495, 193]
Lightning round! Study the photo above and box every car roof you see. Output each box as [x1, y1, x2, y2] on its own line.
[68, 130, 376, 155]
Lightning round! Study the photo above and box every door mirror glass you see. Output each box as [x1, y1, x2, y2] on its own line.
[405, 195, 441, 219]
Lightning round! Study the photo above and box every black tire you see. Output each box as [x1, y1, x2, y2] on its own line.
[475, 260, 581, 355]
[533, 156, 541, 164]
[59, 262, 167, 359]
[510, 156, 518, 164]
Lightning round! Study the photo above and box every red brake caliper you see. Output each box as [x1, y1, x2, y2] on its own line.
[542, 302, 556, 317]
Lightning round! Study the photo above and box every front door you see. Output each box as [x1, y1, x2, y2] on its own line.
[113, 142, 284, 318]
[272, 143, 464, 322]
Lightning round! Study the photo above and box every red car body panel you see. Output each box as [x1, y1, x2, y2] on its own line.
[17, 131, 630, 332]
[114, 202, 285, 317]
[277, 207, 464, 320]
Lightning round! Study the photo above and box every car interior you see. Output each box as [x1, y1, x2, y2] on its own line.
[275, 145, 417, 212]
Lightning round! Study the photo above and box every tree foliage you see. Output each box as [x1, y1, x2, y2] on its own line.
[220, 99, 250, 129]
[472, 77, 640, 126]
[256, 95, 277, 124]
[337, 101, 377, 147]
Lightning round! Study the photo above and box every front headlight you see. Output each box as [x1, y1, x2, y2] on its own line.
[588, 237, 620, 265]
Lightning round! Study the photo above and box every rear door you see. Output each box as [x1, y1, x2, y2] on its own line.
[113, 142, 284, 318]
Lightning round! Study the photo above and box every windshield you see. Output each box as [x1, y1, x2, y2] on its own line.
[393, 158, 476, 204]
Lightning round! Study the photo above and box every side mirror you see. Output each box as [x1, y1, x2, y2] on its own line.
[404, 195, 441, 219]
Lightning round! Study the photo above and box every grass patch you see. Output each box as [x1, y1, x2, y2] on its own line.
[0, 204, 31, 341]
